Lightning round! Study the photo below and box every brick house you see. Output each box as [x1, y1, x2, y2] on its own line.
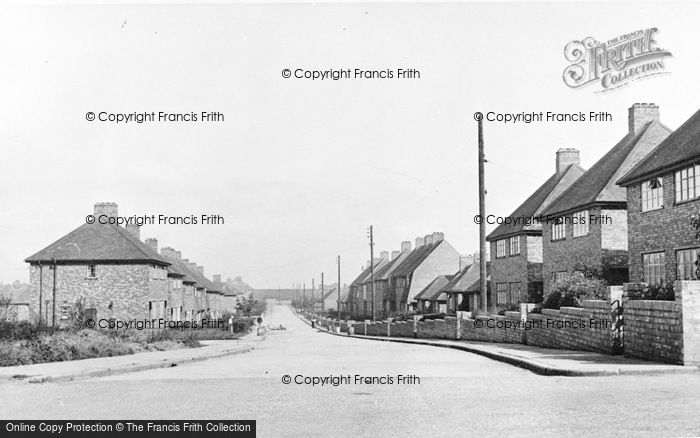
[347, 263, 376, 318]
[25, 203, 171, 325]
[414, 275, 453, 313]
[444, 262, 490, 315]
[160, 247, 200, 322]
[375, 246, 411, 316]
[357, 252, 392, 318]
[385, 232, 460, 313]
[617, 108, 700, 287]
[487, 148, 585, 309]
[539, 104, 672, 294]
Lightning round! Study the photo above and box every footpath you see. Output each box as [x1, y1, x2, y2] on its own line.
[0, 334, 264, 384]
[297, 313, 699, 377]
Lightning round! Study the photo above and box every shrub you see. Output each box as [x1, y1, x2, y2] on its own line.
[542, 275, 608, 309]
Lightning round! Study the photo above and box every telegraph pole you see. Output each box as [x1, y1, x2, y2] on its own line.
[368, 225, 376, 321]
[478, 113, 488, 314]
[303, 282, 306, 310]
[311, 278, 315, 313]
[337, 256, 341, 321]
[320, 272, 325, 313]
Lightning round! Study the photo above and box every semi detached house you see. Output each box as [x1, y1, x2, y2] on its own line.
[25, 202, 229, 326]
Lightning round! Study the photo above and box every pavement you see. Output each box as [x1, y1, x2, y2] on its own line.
[298, 313, 699, 376]
[0, 332, 265, 383]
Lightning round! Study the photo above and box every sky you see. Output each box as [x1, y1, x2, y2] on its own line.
[0, 1, 698, 288]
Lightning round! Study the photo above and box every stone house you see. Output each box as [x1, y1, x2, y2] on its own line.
[385, 232, 460, 313]
[487, 148, 585, 309]
[444, 262, 490, 315]
[25, 203, 170, 325]
[617, 108, 700, 287]
[159, 246, 199, 322]
[539, 103, 672, 294]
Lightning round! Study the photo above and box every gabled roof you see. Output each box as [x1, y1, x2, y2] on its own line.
[375, 251, 411, 281]
[159, 254, 198, 285]
[350, 264, 376, 287]
[391, 241, 442, 278]
[486, 164, 585, 241]
[25, 223, 170, 265]
[361, 258, 391, 285]
[618, 109, 700, 186]
[443, 262, 490, 294]
[414, 275, 453, 302]
[541, 121, 672, 217]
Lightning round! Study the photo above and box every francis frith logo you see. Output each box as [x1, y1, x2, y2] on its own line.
[563, 28, 672, 92]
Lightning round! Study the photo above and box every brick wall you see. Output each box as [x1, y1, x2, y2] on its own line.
[623, 300, 682, 364]
[626, 176, 700, 284]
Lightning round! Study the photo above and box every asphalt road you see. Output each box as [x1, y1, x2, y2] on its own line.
[2, 302, 700, 437]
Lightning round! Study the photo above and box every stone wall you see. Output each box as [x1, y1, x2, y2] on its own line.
[623, 299, 682, 364]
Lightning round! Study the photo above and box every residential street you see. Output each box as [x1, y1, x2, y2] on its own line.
[2, 302, 700, 437]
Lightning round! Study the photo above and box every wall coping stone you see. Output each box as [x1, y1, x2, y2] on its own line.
[542, 309, 561, 316]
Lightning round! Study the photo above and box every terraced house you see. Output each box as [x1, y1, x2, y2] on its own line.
[539, 103, 672, 293]
[617, 108, 700, 287]
[487, 148, 585, 310]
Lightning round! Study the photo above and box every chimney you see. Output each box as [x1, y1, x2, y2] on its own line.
[160, 247, 181, 260]
[459, 254, 475, 269]
[628, 103, 660, 135]
[425, 234, 434, 245]
[433, 232, 444, 243]
[415, 236, 425, 247]
[401, 241, 412, 252]
[556, 148, 580, 174]
[94, 202, 118, 219]
[380, 251, 390, 261]
[125, 224, 140, 240]
[145, 238, 158, 253]
[391, 250, 400, 260]
[213, 274, 221, 284]
[196, 265, 205, 276]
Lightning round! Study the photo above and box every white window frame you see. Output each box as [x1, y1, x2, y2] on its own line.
[509, 236, 520, 256]
[553, 271, 568, 284]
[496, 239, 507, 258]
[675, 164, 700, 203]
[677, 248, 700, 281]
[551, 220, 566, 241]
[643, 252, 666, 287]
[641, 179, 664, 211]
[572, 210, 589, 237]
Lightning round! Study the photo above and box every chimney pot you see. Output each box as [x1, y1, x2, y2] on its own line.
[628, 103, 660, 135]
[380, 251, 389, 261]
[556, 148, 580, 174]
[400, 241, 412, 252]
[391, 250, 400, 260]
[433, 232, 445, 243]
[125, 224, 140, 240]
[415, 236, 425, 247]
[145, 238, 158, 253]
[93, 202, 118, 220]
[425, 234, 434, 245]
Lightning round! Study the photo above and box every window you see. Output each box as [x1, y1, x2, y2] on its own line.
[677, 248, 700, 281]
[509, 282, 521, 304]
[553, 271, 568, 284]
[641, 179, 664, 211]
[496, 239, 507, 258]
[551, 219, 566, 241]
[572, 210, 589, 237]
[60, 303, 70, 320]
[643, 252, 666, 287]
[509, 236, 520, 255]
[675, 164, 700, 203]
[496, 283, 508, 305]
[87, 264, 97, 278]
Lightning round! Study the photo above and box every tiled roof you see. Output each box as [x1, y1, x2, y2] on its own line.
[361, 258, 391, 285]
[391, 242, 441, 278]
[25, 223, 169, 265]
[541, 121, 672, 217]
[414, 275, 453, 302]
[486, 164, 585, 241]
[443, 263, 490, 294]
[159, 254, 198, 285]
[375, 251, 411, 281]
[618, 109, 700, 185]
[350, 264, 376, 287]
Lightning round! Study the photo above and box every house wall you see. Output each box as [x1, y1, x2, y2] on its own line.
[626, 174, 700, 284]
[407, 241, 460, 307]
[28, 263, 166, 324]
[490, 235, 542, 306]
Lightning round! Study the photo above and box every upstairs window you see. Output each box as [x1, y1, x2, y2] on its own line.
[551, 220, 566, 241]
[509, 236, 520, 255]
[643, 252, 666, 287]
[572, 210, 589, 237]
[496, 240, 507, 258]
[641, 178, 664, 211]
[675, 164, 700, 203]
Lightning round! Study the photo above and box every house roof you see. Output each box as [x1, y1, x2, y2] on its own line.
[350, 264, 376, 287]
[618, 109, 700, 186]
[443, 262, 490, 294]
[541, 121, 672, 217]
[361, 258, 392, 285]
[0, 283, 32, 305]
[159, 253, 198, 285]
[25, 223, 170, 265]
[391, 241, 442, 278]
[486, 164, 585, 241]
[414, 275, 453, 302]
[375, 251, 411, 281]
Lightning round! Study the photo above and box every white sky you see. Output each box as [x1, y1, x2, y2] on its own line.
[0, 1, 698, 288]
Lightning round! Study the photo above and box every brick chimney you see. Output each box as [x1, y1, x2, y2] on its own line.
[628, 103, 660, 135]
[432, 232, 445, 243]
[400, 241, 412, 252]
[415, 236, 425, 247]
[196, 264, 204, 276]
[460, 254, 475, 269]
[424, 234, 434, 245]
[213, 274, 221, 284]
[556, 148, 580, 174]
[391, 250, 400, 260]
[125, 224, 140, 240]
[145, 238, 158, 253]
[160, 247, 181, 260]
[94, 202, 118, 219]
[380, 251, 390, 261]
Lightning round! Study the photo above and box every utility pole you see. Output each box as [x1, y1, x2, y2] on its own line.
[367, 225, 376, 321]
[320, 272, 325, 313]
[337, 256, 341, 322]
[303, 283, 306, 310]
[311, 278, 315, 313]
[478, 114, 488, 314]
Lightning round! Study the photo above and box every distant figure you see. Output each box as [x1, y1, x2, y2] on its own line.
[228, 316, 234, 334]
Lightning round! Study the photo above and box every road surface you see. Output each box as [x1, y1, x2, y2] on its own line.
[2, 302, 699, 437]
